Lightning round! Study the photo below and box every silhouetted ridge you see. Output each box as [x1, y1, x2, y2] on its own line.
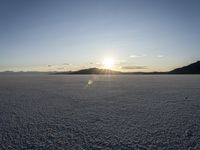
[70, 68, 121, 74]
[169, 61, 200, 74]
[51, 61, 200, 75]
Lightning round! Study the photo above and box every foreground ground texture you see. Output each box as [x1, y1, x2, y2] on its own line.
[0, 75, 200, 150]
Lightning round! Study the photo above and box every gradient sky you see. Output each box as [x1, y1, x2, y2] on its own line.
[0, 0, 200, 72]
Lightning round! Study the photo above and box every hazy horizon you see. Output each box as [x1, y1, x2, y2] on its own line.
[1, 0, 200, 72]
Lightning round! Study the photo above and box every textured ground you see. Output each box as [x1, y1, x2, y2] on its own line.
[0, 75, 200, 150]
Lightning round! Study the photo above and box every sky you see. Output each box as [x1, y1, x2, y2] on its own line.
[0, 0, 200, 72]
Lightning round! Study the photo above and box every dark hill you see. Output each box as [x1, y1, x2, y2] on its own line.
[52, 61, 200, 75]
[70, 68, 121, 74]
[169, 61, 200, 74]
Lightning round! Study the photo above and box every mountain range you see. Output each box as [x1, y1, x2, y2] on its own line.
[1, 61, 200, 75]
[54, 61, 200, 75]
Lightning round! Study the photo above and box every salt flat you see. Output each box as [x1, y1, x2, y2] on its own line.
[0, 75, 200, 149]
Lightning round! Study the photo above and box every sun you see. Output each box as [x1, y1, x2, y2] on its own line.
[103, 58, 114, 69]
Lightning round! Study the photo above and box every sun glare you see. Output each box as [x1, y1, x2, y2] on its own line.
[103, 58, 114, 69]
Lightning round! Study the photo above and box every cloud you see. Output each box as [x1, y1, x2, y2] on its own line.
[48, 63, 71, 67]
[157, 55, 164, 58]
[95, 62, 102, 67]
[121, 66, 147, 69]
[63, 63, 71, 66]
[130, 54, 146, 58]
[118, 60, 127, 65]
[57, 67, 65, 70]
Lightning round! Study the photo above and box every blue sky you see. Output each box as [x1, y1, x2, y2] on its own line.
[0, 0, 200, 71]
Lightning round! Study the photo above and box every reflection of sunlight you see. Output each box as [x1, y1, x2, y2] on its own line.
[103, 58, 114, 69]
[84, 79, 93, 89]
[88, 80, 93, 85]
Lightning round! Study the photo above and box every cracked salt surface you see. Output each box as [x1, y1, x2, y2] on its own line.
[0, 75, 200, 149]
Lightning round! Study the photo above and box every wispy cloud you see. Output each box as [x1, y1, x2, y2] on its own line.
[121, 66, 147, 69]
[63, 63, 72, 66]
[57, 67, 65, 70]
[130, 54, 146, 58]
[157, 55, 164, 58]
[118, 60, 127, 65]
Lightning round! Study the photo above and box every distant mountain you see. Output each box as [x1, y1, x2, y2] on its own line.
[0, 71, 47, 75]
[2, 61, 200, 75]
[54, 61, 200, 75]
[169, 61, 200, 74]
[56, 68, 122, 75]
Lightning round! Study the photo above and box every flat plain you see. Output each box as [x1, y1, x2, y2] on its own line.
[0, 75, 200, 149]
